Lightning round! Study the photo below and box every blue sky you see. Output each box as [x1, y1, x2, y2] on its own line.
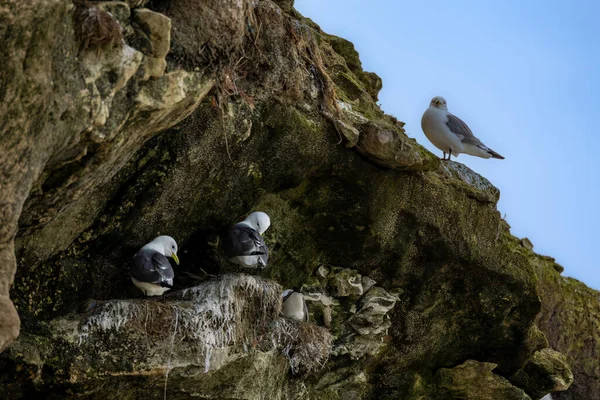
[296, 0, 600, 289]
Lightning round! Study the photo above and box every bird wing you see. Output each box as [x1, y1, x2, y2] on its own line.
[447, 113, 505, 159]
[446, 113, 483, 146]
[223, 225, 269, 258]
[257, 242, 269, 268]
[131, 250, 174, 287]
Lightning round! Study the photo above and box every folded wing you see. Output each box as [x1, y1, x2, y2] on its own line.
[223, 224, 269, 266]
[131, 250, 174, 288]
[446, 114, 504, 159]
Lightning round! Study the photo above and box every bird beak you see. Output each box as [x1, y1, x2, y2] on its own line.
[171, 253, 180, 265]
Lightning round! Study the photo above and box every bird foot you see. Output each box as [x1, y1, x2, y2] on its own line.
[200, 268, 218, 278]
[182, 270, 217, 280]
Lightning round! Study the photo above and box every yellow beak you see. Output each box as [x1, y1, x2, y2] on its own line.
[171, 253, 180, 265]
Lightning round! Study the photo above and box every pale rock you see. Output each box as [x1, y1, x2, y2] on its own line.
[349, 287, 398, 336]
[328, 268, 364, 297]
[357, 121, 436, 170]
[436, 360, 532, 400]
[361, 276, 376, 293]
[510, 348, 574, 399]
[520, 238, 534, 251]
[139, 56, 167, 80]
[316, 265, 330, 279]
[132, 8, 172, 59]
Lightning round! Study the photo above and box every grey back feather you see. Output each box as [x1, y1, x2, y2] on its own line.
[131, 250, 174, 287]
[223, 224, 269, 260]
[446, 113, 483, 146]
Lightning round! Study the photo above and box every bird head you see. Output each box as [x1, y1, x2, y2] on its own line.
[245, 211, 271, 234]
[430, 96, 448, 110]
[150, 235, 180, 265]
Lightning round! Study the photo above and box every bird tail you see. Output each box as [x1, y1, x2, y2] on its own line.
[250, 251, 267, 255]
[475, 144, 505, 159]
[257, 255, 268, 269]
[486, 148, 505, 159]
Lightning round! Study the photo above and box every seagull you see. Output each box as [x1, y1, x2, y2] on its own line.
[130, 235, 179, 296]
[421, 96, 504, 161]
[222, 211, 270, 268]
[281, 289, 309, 322]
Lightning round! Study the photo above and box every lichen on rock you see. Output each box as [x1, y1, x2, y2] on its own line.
[435, 360, 532, 400]
[0, 0, 590, 398]
[510, 348, 574, 399]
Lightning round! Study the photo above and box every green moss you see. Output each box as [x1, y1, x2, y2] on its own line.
[325, 35, 362, 72]
[5, 1, 576, 397]
[332, 70, 365, 101]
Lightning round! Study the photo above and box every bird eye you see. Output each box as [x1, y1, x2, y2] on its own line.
[172, 245, 175, 249]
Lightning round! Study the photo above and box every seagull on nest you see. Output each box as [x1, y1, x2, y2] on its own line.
[130, 235, 179, 296]
[281, 289, 309, 322]
[222, 211, 270, 268]
[421, 96, 504, 161]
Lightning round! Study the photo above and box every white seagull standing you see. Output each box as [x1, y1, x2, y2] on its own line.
[421, 96, 504, 161]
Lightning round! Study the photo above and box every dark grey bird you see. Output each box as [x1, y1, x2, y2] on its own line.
[281, 289, 309, 322]
[222, 211, 270, 268]
[130, 235, 179, 296]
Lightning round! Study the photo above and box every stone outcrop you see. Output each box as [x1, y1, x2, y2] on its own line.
[0, 0, 593, 399]
[510, 348, 573, 399]
[532, 252, 600, 399]
[0, 0, 212, 352]
[436, 360, 532, 400]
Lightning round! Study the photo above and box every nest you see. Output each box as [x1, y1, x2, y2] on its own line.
[74, 4, 123, 53]
[81, 274, 332, 374]
[262, 318, 333, 374]
[82, 275, 282, 358]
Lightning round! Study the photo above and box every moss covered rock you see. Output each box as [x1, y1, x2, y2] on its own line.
[510, 348, 573, 399]
[0, 0, 585, 399]
[533, 254, 600, 399]
[435, 360, 531, 400]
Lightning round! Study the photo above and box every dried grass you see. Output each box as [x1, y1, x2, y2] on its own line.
[82, 274, 282, 370]
[74, 3, 123, 53]
[81, 274, 332, 375]
[262, 318, 333, 374]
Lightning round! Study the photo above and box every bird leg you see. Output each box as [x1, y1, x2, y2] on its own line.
[442, 152, 447, 160]
[200, 268, 218, 278]
[448, 149, 453, 160]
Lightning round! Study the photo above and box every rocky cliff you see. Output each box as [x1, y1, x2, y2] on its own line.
[0, 0, 595, 399]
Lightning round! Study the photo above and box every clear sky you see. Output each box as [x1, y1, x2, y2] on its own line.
[296, 0, 600, 289]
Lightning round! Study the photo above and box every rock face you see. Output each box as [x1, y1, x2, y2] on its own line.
[510, 349, 573, 399]
[435, 360, 532, 400]
[0, 0, 591, 399]
[532, 253, 600, 400]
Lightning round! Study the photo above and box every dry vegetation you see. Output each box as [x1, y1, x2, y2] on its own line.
[74, 3, 123, 53]
[262, 317, 334, 374]
[80, 274, 332, 374]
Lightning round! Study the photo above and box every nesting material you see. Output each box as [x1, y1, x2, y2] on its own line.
[82, 274, 282, 369]
[81, 274, 332, 374]
[74, 4, 123, 53]
[263, 318, 333, 374]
